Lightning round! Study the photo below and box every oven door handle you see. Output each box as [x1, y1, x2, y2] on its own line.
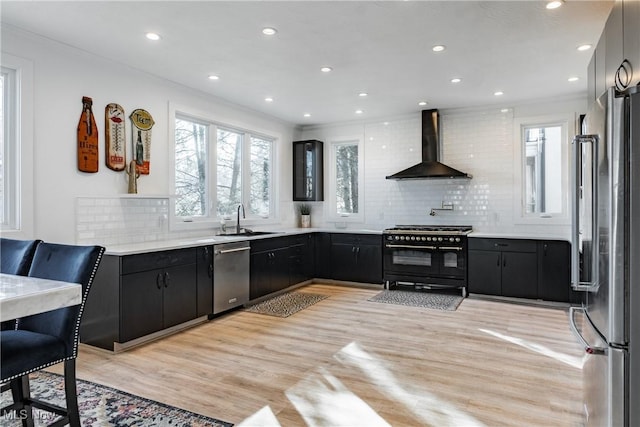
[385, 244, 437, 250]
[439, 246, 464, 251]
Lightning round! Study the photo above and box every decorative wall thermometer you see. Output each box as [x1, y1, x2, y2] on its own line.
[77, 96, 99, 173]
[129, 108, 154, 175]
[105, 103, 126, 171]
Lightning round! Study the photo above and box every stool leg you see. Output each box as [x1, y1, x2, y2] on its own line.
[10, 376, 34, 427]
[64, 359, 81, 427]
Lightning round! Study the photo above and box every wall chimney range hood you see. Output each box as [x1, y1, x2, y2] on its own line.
[385, 110, 472, 180]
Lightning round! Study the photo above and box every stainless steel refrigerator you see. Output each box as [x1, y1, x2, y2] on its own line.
[570, 85, 640, 427]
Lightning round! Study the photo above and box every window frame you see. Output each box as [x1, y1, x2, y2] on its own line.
[326, 136, 364, 223]
[512, 113, 574, 225]
[169, 103, 278, 231]
[0, 54, 34, 238]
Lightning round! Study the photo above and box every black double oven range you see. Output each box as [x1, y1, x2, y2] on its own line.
[383, 225, 472, 297]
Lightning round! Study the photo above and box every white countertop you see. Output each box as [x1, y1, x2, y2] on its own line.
[469, 231, 570, 241]
[104, 227, 571, 255]
[104, 227, 383, 255]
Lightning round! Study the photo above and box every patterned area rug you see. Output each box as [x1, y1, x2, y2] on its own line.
[368, 290, 464, 311]
[244, 292, 328, 317]
[0, 371, 233, 427]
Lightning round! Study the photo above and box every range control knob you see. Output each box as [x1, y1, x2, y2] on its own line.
[455, 237, 461, 242]
[449, 237, 455, 242]
[421, 237, 426, 241]
[427, 237, 432, 241]
[411, 236, 416, 241]
[438, 237, 443, 242]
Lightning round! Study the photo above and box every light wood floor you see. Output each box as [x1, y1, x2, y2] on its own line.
[60, 283, 585, 426]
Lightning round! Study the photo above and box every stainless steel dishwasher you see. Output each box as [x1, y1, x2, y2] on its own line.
[213, 240, 250, 314]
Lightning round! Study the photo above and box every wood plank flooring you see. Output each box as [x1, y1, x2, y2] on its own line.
[63, 284, 585, 426]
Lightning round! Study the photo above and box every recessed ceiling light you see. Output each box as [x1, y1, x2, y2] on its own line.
[303, 113, 311, 118]
[501, 108, 510, 113]
[568, 77, 579, 82]
[321, 66, 333, 73]
[262, 27, 277, 36]
[432, 45, 446, 52]
[546, 0, 563, 9]
[359, 92, 368, 97]
[265, 97, 274, 102]
[418, 101, 428, 106]
[451, 78, 462, 83]
[145, 32, 161, 41]
[208, 75, 220, 80]
[355, 109, 364, 114]
[494, 91, 504, 96]
[577, 44, 593, 51]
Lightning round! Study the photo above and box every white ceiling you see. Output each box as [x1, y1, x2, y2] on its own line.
[0, 1, 613, 126]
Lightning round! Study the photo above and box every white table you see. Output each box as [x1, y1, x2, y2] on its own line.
[0, 273, 82, 322]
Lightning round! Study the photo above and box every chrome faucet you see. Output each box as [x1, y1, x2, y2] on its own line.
[237, 204, 245, 234]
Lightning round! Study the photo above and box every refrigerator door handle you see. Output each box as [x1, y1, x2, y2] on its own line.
[571, 134, 599, 292]
[569, 306, 607, 355]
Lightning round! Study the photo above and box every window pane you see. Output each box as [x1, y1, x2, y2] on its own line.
[523, 124, 562, 214]
[249, 136, 272, 217]
[175, 118, 208, 217]
[217, 128, 242, 217]
[336, 143, 358, 214]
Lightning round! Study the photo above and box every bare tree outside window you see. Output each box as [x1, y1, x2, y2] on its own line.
[173, 114, 274, 222]
[217, 128, 242, 217]
[336, 143, 358, 214]
[175, 118, 208, 217]
[250, 136, 271, 217]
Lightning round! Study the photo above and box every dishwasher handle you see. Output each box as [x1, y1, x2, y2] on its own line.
[215, 246, 250, 255]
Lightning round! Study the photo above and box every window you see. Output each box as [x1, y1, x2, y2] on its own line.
[329, 138, 363, 221]
[172, 111, 275, 227]
[523, 125, 562, 214]
[514, 114, 572, 223]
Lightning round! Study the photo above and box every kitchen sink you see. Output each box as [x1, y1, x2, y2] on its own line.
[222, 230, 281, 237]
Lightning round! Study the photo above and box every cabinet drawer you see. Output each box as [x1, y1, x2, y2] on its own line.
[468, 238, 536, 253]
[331, 233, 381, 245]
[122, 248, 196, 274]
[250, 236, 290, 254]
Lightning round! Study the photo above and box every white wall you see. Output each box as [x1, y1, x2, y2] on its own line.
[2, 27, 300, 244]
[300, 98, 585, 239]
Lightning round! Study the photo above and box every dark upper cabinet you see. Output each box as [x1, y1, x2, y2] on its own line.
[293, 140, 323, 201]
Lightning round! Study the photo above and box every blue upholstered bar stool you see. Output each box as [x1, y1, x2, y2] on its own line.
[0, 238, 42, 331]
[0, 243, 104, 427]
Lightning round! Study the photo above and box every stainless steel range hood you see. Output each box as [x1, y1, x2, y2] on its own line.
[385, 110, 472, 180]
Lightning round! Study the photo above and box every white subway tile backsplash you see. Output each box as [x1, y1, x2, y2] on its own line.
[76, 196, 171, 246]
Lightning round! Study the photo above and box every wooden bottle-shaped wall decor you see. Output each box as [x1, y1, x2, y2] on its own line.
[77, 96, 99, 173]
[105, 103, 126, 171]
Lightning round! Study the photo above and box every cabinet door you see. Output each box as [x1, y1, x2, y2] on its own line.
[270, 247, 291, 293]
[605, 3, 625, 90]
[538, 241, 571, 302]
[196, 246, 213, 316]
[250, 250, 272, 300]
[468, 250, 502, 295]
[162, 263, 197, 329]
[293, 140, 323, 201]
[121, 269, 164, 342]
[314, 233, 331, 278]
[354, 243, 382, 283]
[330, 242, 357, 281]
[624, 0, 640, 86]
[501, 252, 538, 299]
